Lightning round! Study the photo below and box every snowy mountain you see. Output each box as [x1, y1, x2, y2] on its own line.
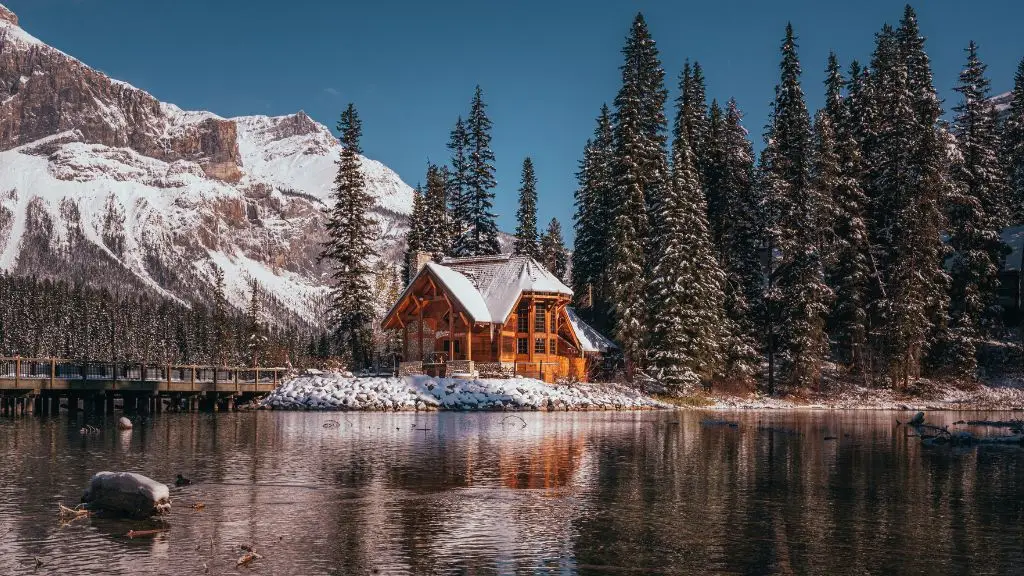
[0, 4, 414, 324]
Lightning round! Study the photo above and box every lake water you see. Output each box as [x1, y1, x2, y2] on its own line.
[1, 409, 1023, 575]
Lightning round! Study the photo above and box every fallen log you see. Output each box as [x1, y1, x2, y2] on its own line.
[81, 472, 170, 519]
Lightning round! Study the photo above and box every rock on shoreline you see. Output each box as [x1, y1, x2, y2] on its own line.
[261, 374, 668, 412]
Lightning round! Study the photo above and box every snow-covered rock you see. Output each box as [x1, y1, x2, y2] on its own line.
[261, 373, 668, 412]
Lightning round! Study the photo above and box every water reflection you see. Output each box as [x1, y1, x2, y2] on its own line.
[0, 410, 1022, 575]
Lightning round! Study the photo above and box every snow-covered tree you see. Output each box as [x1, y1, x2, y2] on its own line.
[947, 41, 1010, 375]
[572, 105, 616, 331]
[320, 103, 376, 368]
[609, 13, 669, 379]
[513, 157, 539, 258]
[402, 184, 426, 284]
[648, 129, 726, 391]
[421, 163, 452, 259]
[539, 217, 568, 281]
[447, 117, 471, 256]
[1000, 57, 1024, 225]
[760, 23, 831, 391]
[821, 53, 872, 373]
[461, 86, 502, 256]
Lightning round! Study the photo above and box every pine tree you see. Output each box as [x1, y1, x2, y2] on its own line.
[539, 218, 568, 280]
[402, 184, 426, 284]
[609, 13, 669, 378]
[421, 163, 452, 259]
[760, 23, 831, 391]
[246, 279, 266, 367]
[898, 7, 953, 373]
[447, 117, 471, 256]
[821, 53, 873, 374]
[463, 86, 501, 256]
[513, 157, 539, 257]
[572, 105, 616, 331]
[718, 99, 762, 380]
[211, 264, 228, 365]
[648, 129, 726, 391]
[1001, 58, 1024, 225]
[947, 41, 1010, 374]
[320, 103, 376, 368]
[703, 100, 728, 252]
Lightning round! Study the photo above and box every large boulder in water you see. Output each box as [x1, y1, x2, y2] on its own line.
[81, 472, 170, 519]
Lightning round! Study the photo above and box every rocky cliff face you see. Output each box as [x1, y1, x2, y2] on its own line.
[0, 4, 413, 324]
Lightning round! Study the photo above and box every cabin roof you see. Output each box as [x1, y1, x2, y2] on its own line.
[440, 254, 573, 323]
[566, 307, 618, 353]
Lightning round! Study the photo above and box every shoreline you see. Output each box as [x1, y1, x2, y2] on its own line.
[680, 379, 1024, 412]
[260, 373, 669, 412]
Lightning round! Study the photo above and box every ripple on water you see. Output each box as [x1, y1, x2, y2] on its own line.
[0, 410, 1023, 574]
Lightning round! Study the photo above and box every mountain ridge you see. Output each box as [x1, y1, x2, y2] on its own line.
[0, 3, 414, 325]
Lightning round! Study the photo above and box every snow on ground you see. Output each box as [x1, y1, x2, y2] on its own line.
[261, 373, 669, 412]
[704, 380, 1024, 411]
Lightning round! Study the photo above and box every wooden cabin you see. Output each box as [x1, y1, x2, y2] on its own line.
[381, 253, 615, 382]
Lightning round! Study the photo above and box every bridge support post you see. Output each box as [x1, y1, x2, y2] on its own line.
[33, 395, 42, 416]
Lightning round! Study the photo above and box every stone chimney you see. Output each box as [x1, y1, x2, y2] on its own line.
[408, 251, 432, 275]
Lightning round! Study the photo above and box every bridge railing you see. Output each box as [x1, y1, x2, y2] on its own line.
[0, 357, 287, 391]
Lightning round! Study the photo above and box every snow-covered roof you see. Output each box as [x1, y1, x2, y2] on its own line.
[566, 307, 617, 353]
[441, 254, 573, 323]
[423, 261, 492, 323]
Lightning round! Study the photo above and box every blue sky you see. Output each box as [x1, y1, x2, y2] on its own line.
[7, 0, 1024, 241]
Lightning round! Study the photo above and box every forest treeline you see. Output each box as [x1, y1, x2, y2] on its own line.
[569, 6, 1024, 392]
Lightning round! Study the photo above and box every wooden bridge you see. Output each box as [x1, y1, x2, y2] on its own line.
[0, 357, 287, 417]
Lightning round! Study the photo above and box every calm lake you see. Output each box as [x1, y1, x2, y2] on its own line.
[1, 409, 1023, 575]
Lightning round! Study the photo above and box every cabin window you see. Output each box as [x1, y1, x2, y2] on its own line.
[535, 303, 547, 333]
[550, 312, 556, 333]
[517, 302, 529, 333]
[535, 338, 546, 354]
[517, 338, 528, 355]
[549, 339, 556, 354]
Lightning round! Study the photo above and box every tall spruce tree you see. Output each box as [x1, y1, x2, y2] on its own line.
[609, 13, 669, 379]
[760, 23, 831, 391]
[463, 86, 502, 256]
[648, 129, 726, 390]
[402, 184, 427, 284]
[948, 41, 1009, 373]
[447, 117, 471, 256]
[539, 218, 568, 281]
[572, 105, 615, 330]
[703, 100, 728, 253]
[821, 53, 872, 374]
[320, 103, 376, 368]
[897, 6, 952, 377]
[513, 157, 540, 257]
[421, 163, 452, 259]
[1001, 58, 1024, 225]
[718, 99, 762, 380]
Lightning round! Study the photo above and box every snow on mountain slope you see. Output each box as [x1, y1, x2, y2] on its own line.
[0, 4, 413, 324]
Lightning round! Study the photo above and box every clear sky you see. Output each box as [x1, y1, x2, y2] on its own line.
[7, 0, 1024, 241]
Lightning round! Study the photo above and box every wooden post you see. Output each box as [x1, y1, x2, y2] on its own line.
[465, 318, 472, 362]
[166, 363, 172, 391]
[191, 366, 196, 392]
[14, 357, 20, 390]
[418, 303, 424, 361]
[255, 367, 260, 393]
[448, 310, 454, 360]
[528, 299, 535, 366]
